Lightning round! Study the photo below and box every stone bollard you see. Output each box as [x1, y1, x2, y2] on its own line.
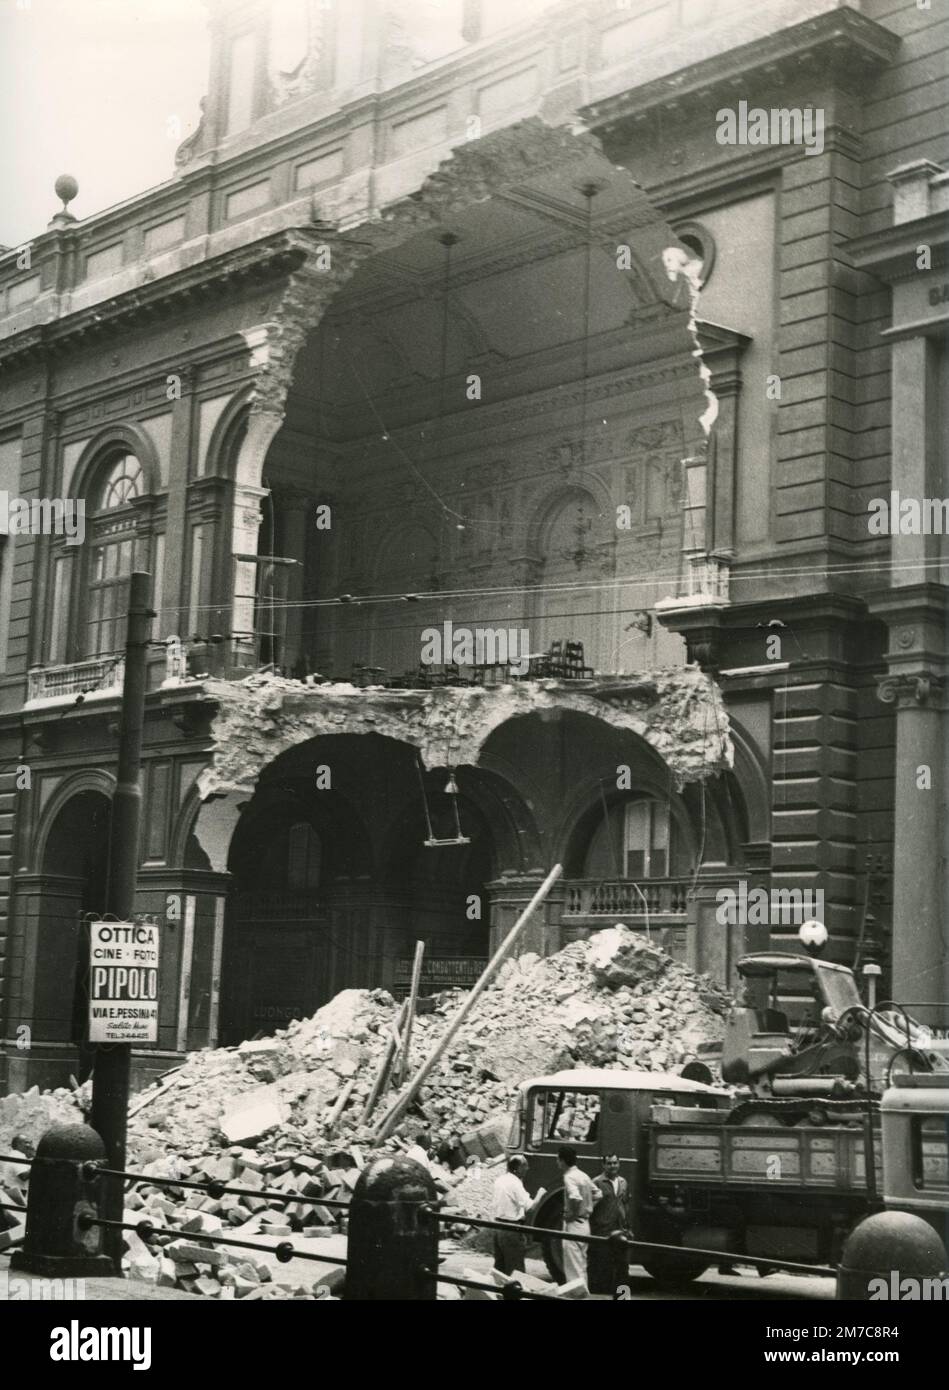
[10, 1124, 114, 1278]
[343, 1156, 439, 1300]
[837, 1211, 947, 1301]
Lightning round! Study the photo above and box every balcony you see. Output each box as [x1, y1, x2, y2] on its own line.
[562, 877, 691, 924]
[26, 655, 125, 706]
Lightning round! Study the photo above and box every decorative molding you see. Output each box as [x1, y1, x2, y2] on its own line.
[876, 672, 944, 708]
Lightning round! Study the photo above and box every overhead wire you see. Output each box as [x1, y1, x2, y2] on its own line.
[151, 552, 949, 622]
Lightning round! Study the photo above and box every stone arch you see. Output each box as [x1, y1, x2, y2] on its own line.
[33, 768, 116, 872]
[553, 725, 690, 876]
[30, 777, 113, 1064]
[68, 422, 162, 502]
[245, 118, 689, 437]
[526, 481, 613, 562]
[230, 772, 374, 882]
[726, 715, 772, 848]
[197, 670, 731, 800]
[203, 384, 256, 480]
[525, 481, 616, 673]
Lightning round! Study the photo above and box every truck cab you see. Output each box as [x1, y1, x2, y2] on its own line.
[879, 1072, 949, 1250]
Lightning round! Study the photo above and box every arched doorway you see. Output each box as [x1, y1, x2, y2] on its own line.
[219, 804, 328, 1044]
[35, 789, 111, 1077]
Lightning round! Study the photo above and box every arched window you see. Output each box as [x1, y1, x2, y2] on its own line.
[583, 796, 688, 880]
[85, 452, 145, 657]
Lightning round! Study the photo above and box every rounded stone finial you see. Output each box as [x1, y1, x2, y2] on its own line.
[54, 174, 79, 210]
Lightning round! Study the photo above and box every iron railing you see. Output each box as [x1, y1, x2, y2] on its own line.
[27, 655, 125, 702]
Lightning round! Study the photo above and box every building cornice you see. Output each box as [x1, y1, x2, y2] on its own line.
[584, 8, 900, 131]
[845, 211, 949, 284]
[0, 229, 311, 375]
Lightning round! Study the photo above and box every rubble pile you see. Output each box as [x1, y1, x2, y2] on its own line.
[127, 928, 728, 1163]
[2, 928, 730, 1296]
[0, 1083, 86, 1153]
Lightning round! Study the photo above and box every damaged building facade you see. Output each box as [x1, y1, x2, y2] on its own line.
[0, 0, 946, 1091]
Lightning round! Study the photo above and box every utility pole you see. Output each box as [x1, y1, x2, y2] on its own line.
[89, 571, 153, 1271]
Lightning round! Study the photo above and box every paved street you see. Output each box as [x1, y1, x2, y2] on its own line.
[1, 1246, 835, 1302]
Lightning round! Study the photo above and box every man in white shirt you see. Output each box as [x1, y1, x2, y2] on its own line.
[558, 1145, 595, 1289]
[492, 1154, 531, 1274]
[405, 1129, 434, 1174]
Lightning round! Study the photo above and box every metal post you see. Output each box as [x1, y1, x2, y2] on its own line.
[343, 1156, 439, 1301]
[89, 571, 153, 1271]
[10, 1124, 113, 1278]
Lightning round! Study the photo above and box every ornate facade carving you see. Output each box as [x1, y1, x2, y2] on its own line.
[876, 672, 944, 707]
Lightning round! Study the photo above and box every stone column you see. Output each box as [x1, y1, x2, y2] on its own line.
[162, 368, 196, 642]
[484, 872, 560, 958]
[869, 587, 948, 1003]
[274, 487, 310, 672]
[229, 482, 269, 671]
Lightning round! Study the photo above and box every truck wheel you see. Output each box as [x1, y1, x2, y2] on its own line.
[640, 1253, 708, 1288]
[533, 1190, 566, 1284]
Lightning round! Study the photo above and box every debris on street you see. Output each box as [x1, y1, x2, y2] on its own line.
[2, 928, 730, 1297]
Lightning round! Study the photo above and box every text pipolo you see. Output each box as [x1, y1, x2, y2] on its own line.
[88, 920, 160, 1044]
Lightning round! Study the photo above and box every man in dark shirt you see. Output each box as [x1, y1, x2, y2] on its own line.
[587, 1154, 630, 1296]
[436, 1129, 467, 1172]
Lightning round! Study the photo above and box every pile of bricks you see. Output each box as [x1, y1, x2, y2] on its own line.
[121, 1147, 359, 1298]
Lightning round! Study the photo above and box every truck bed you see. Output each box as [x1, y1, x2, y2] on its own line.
[648, 1120, 883, 1192]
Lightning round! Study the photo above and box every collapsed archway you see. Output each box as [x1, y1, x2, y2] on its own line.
[221, 119, 712, 683]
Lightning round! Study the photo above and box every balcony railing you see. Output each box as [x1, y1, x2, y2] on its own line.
[27, 655, 125, 703]
[563, 877, 691, 919]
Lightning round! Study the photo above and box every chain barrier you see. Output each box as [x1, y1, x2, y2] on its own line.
[2, 1142, 837, 1294]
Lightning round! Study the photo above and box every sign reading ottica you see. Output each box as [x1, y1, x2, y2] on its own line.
[88, 920, 160, 1044]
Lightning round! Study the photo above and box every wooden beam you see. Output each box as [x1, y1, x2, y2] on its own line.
[372, 864, 562, 1141]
